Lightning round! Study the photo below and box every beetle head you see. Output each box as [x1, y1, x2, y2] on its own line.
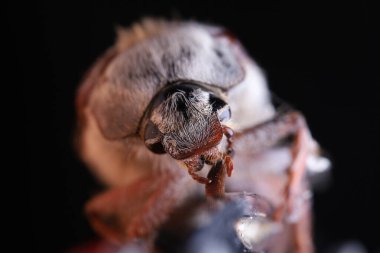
[141, 82, 231, 161]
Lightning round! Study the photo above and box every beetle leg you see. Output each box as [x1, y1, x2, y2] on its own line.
[291, 199, 314, 253]
[206, 160, 226, 198]
[282, 121, 313, 253]
[224, 155, 234, 177]
[183, 155, 211, 184]
[188, 166, 211, 184]
[233, 112, 305, 153]
[234, 112, 312, 253]
[282, 118, 310, 220]
[85, 171, 190, 245]
[234, 111, 310, 218]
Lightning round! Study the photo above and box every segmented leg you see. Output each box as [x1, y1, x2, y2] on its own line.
[224, 155, 234, 177]
[276, 114, 313, 253]
[281, 118, 310, 220]
[233, 111, 313, 253]
[85, 171, 190, 245]
[292, 200, 314, 253]
[188, 166, 211, 184]
[234, 112, 303, 154]
[204, 126, 235, 198]
[206, 160, 226, 198]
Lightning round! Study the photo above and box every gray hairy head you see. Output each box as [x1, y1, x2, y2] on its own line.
[142, 83, 230, 160]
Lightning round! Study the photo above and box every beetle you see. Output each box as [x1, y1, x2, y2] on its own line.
[75, 18, 328, 253]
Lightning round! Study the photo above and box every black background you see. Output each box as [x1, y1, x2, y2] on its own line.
[9, 0, 379, 252]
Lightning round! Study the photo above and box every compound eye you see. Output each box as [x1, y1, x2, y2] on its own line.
[209, 94, 231, 122]
[218, 106, 231, 122]
[143, 120, 165, 154]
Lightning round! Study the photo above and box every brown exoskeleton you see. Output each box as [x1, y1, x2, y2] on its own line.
[76, 19, 328, 253]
